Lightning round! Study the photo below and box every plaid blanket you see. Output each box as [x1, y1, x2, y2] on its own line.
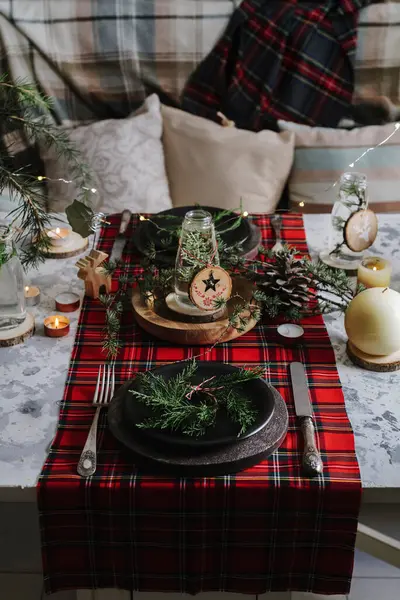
[182, 0, 373, 129]
[38, 214, 361, 597]
[0, 1, 397, 173]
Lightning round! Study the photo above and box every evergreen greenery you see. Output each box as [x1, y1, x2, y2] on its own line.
[130, 360, 264, 437]
[0, 76, 92, 268]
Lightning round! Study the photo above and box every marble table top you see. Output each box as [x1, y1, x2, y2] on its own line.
[0, 213, 399, 491]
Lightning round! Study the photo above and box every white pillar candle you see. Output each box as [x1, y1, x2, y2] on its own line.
[345, 287, 400, 356]
[46, 227, 71, 247]
[357, 256, 392, 289]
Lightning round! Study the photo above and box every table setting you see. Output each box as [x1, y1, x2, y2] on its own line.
[32, 208, 365, 597]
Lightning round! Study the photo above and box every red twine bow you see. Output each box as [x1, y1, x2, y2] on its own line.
[185, 376, 224, 403]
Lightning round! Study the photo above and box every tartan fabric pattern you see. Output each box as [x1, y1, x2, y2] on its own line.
[355, 0, 400, 103]
[182, 0, 373, 129]
[38, 214, 361, 597]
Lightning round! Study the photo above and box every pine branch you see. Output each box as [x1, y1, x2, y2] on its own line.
[131, 361, 262, 437]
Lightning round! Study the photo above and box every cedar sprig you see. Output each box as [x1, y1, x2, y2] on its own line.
[130, 360, 264, 437]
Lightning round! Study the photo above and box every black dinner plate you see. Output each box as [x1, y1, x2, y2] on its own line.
[120, 361, 275, 450]
[133, 205, 251, 264]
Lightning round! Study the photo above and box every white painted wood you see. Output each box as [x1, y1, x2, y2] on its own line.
[291, 593, 346, 600]
[353, 549, 400, 578]
[356, 523, 400, 570]
[0, 574, 76, 600]
[349, 578, 400, 599]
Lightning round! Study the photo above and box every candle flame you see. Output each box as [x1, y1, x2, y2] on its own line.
[55, 227, 61, 235]
[299, 201, 305, 207]
[372, 266, 377, 271]
[242, 211, 249, 218]
[55, 317, 59, 329]
[25, 286, 29, 292]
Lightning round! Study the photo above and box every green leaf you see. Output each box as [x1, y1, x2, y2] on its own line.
[65, 200, 94, 238]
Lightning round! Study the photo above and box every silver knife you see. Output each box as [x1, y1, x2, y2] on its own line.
[109, 210, 131, 263]
[290, 362, 323, 477]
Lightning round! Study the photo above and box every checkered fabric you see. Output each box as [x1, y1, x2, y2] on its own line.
[182, 0, 373, 129]
[355, 0, 400, 103]
[0, 1, 396, 172]
[37, 214, 361, 597]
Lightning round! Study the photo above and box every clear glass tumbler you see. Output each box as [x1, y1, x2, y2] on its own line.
[320, 172, 368, 270]
[174, 209, 219, 310]
[0, 225, 26, 330]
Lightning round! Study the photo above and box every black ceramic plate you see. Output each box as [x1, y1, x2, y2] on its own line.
[120, 361, 275, 450]
[133, 206, 251, 263]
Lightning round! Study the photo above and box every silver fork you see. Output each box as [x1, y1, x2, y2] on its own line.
[77, 364, 115, 477]
[271, 214, 284, 253]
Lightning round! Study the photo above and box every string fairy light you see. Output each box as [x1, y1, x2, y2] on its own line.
[297, 121, 400, 208]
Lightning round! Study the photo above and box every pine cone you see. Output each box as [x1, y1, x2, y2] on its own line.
[259, 251, 312, 309]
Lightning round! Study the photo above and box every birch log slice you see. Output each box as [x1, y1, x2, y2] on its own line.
[347, 341, 400, 372]
[0, 313, 35, 347]
[132, 277, 258, 345]
[43, 232, 89, 259]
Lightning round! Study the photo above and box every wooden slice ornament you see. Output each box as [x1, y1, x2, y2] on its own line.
[347, 341, 400, 372]
[344, 209, 378, 253]
[189, 266, 232, 312]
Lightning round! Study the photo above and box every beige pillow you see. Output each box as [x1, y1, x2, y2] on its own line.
[161, 105, 294, 212]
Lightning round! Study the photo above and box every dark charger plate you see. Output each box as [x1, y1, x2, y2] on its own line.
[133, 205, 253, 264]
[108, 379, 288, 477]
[121, 362, 275, 451]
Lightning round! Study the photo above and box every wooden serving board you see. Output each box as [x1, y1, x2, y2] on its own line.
[132, 277, 258, 346]
[347, 341, 400, 372]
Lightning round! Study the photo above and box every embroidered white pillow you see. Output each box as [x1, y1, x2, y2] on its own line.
[42, 94, 172, 214]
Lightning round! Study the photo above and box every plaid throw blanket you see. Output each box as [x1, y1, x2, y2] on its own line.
[0, 1, 396, 173]
[182, 0, 373, 129]
[38, 214, 361, 597]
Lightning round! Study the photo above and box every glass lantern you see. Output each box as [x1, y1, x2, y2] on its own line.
[320, 172, 368, 270]
[174, 209, 219, 310]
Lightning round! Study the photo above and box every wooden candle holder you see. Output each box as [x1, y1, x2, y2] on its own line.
[76, 250, 111, 299]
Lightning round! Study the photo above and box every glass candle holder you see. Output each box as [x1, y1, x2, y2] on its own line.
[357, 257, 392, 289]
[0, 225, 26, 331]
[320, 172, 368, 270]
[174, 210, 219, 310]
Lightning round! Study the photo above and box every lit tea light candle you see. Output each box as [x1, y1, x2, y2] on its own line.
[46, 227, 71, 247]
[277, 323, 304, 345]
[44, 315, 70, 337]
[24, 285, 41, 307]
[357, 256, 392, 289]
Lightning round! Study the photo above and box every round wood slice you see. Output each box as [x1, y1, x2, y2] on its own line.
[347, 341, 400, 372]
[43, 232, 89, 259]
[132, 277, 258, 346]
[344, 209, 378, 252]
[108, 382, 288, 477]
[189, 266, 232, 311]
[0, 313, 35, 347]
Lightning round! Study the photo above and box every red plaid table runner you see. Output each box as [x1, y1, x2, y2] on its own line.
[38, 214, 361, 596]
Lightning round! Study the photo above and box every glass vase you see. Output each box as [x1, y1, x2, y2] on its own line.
[174, 209, 219, 310]
[0, 225, 26, 330]
[320, 172, 368, 270]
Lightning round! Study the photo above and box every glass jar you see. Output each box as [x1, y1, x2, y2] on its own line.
[0, 225, 26, 330]
[320, 172, 368, 270]
[174, 209, 219, 310]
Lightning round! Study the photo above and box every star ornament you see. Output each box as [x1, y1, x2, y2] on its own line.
[202, 270, 220, 293]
